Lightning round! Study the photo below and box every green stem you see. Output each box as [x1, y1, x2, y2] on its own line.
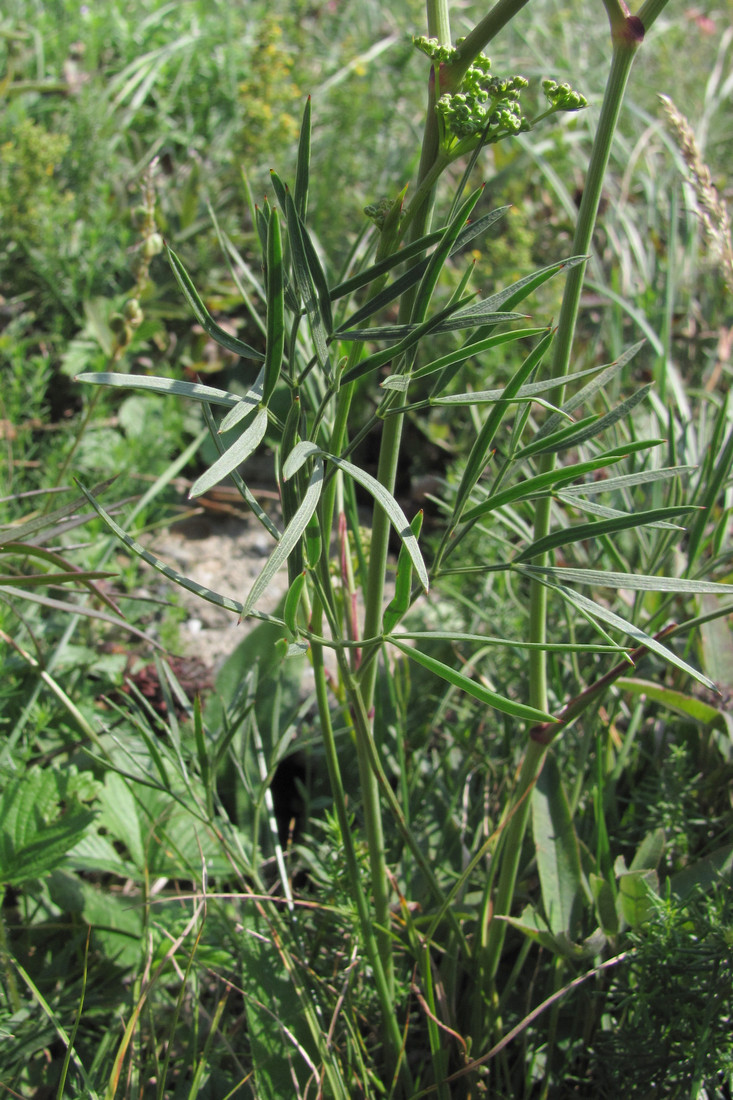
[310, 623, 410, 1090]
[479, 0, 658, 1034]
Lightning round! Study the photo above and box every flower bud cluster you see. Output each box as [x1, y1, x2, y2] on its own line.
[112, 161, 162, 358]
[542, 80, 588, 112]
[364, 198, 397, 230]
[436, 72, 530, 143]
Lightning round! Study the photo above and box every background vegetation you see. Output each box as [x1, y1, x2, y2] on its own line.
[1, 0, 732, 1096]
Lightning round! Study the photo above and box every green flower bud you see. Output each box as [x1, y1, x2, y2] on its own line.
[142, 232, 164, 258]
[123, 298, 144, 327]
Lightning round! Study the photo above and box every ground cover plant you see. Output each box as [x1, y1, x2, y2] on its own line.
[1, 0, 733, 1096]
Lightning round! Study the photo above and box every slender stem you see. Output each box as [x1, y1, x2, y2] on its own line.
[479, 1, 658, 1036]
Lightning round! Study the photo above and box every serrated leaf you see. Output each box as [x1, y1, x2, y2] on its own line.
[389, 638, 554, 722]
[243, 457, 323, 616]
[0, 771, 96, 887]
[190, 406, 268, 497]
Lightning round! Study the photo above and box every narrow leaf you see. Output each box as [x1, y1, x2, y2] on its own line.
[218, 370, 266, 433]
[166, 245, 264, 363]
[559, 465, 696, 497]
[75, 481, 260, 618]
[383, 511, 423, 633]
[532, 754, 583, 936]
[519, 385, 652, 459]
[534, 341, 645, 442]
[514, 506, 697, 563]
[243, 457, 324, 616]
[521, 564, 733, 596]
[328, 457, 428, 591]
[521, 571, 716, 689]
[460, 455, 626, 522]
[190, 406, 268, 498]
[262, 209, 285, 404]
[76, 372, 242, 409]
[452, 329, 554, 522]
[294, 96, 311, 221]
[389, 638, 555, 722]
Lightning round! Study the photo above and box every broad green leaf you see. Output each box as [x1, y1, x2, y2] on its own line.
[500, 905, 604, 960]
[241, 909, 323, 1100]
[388, 637, 555, 723]
[699, 592, 733, 696]
[514, 506, 696, 563]
[590, 873, 619, 937]
[616, 865, 658, 928]
[166, 245, 264, 363]
[190, 406, 268, 498]
[76, 371, 242, 409]
[520, 571, 716, 689]
[243, 457, 323, 616]
[532, 753, 584, 937]
[669, 844, 733, 899]
[629, 827, 665, 872]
